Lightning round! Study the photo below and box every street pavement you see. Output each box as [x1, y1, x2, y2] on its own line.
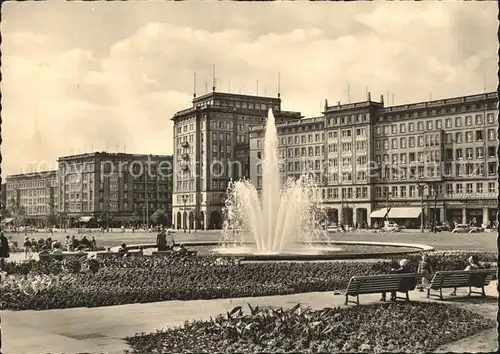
[5, 228, 496, 252]
[1, 282, 497, 354]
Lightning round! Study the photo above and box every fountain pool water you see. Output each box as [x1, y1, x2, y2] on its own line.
[216, 109, 341, 256]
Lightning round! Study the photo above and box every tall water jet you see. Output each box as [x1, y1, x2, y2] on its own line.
[222, 109, 327, 254]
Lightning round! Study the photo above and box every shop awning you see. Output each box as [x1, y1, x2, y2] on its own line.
[370, 208, 389, 218]
[79, 216, 95, 223]
[388, 207, 422, 219]
[1, 218, 13, 224]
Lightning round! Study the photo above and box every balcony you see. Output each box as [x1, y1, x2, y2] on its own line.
[181, 141, 190, 148]
[181, 153, 190, 160]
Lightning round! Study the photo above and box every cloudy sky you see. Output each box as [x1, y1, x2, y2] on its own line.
[1, 1, 496, 177]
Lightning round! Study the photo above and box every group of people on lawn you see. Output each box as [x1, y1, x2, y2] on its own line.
[381, 254, 483, 301]
[22, 235, 98, 259]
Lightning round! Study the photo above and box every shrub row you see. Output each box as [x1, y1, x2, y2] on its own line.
[1, 251, 496, 310]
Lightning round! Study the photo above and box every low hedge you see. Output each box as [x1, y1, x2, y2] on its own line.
[1, 251, 496, 311]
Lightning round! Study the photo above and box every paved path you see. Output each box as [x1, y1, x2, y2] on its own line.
[1, 283, 497, 354]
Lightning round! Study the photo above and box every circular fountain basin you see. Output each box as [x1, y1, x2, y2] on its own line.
[212, 245, 343, 256]
[210, 240, 433, 261]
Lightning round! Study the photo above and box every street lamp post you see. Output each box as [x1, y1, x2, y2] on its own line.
[417, 183, 428, 233]
[142, 205, 146, 229]
[385, 192, 391, 224]
[181, 195, 189, 233]
[105, 200, 111, 233]
[433, 187, 439, 233]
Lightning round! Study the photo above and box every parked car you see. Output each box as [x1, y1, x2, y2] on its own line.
[435, 224, 451, 232]
[327, 225, 343, 233]
[452, 224, 480, 233]
[382, 223, 401, 232]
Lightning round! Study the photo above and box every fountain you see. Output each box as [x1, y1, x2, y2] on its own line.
[215, 109, 341, 256]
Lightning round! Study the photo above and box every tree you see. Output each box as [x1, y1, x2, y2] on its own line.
[130, 206, 142, 226]
[0, 207, 11, 220]
[12, 205, 28, 228]
[150, 209, 168, 226]
[45, 213, 59, 228]
[97, 210, 113, 230]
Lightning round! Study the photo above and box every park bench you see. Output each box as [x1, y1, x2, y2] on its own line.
[152, 250, 198, 257]
[94, 250, 143, 259]
[344, 273, 421, 305]
[39, 251, 88, 262]
[426, 269, 496, 300]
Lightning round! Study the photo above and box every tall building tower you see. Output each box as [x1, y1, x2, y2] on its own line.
[171, 91, 302, 231]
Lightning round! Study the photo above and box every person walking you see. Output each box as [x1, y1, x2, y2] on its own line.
[157, 229, 167, 251]
[417, 253, 434, 291]
[0, 231, 10, 269]
[23, 236, 32, 260]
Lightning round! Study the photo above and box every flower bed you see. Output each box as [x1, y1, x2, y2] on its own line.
[124, 302, 496, 353]
[1, 251, 496, 310]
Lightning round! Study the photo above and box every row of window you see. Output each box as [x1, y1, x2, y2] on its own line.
[326, 113, 370, 126]
[375, 112, 496, 136]
[275, 127, 368, 147]
[6, 179, 57, 189]
[375, 182, 497, 198]
[7, 189, 54, 197]
[375, 162, 497, 180]
[24, 206, 54, 215]
[317, 187, 370, 199]
[375, 146, 497, 165]
[13, 197, 58, 206]
[212, 99, 279, 112]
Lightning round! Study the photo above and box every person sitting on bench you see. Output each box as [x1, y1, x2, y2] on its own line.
[175, 244, 188, 256]
[450, 255, 480, 296]
[381, 259, 411, 301]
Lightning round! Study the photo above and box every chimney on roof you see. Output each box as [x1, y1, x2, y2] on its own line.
[380, 94, 384, 104]
[367, 92, 371, 101]
[337, 101, 340, 107]
[277, 72, 281, 99]
[324, 98, 328, 111]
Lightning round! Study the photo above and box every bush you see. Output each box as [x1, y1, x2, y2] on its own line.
[1, 252, 496, 310]
[124, 302, 496, 353]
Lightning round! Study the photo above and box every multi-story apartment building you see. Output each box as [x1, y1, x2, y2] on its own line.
[372, 91, 498, 228]
[57, 152, 173, 227]
[5, 170, 58, 222]
[250, 91, 498, 228]
[171, 91, 302, 230]
[250, 94, 384, 227]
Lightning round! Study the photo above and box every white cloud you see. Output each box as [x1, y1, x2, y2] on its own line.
[5, 31, 47, 45]
[1, 2, 497, 178]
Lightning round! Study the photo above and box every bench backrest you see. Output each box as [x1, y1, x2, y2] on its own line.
[95, 250, 142, 258]
[346, 273, 420, 295]
[429, 269, 496, 289]
[39, 252, 88, 261]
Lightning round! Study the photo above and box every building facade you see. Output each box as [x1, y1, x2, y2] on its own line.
[1, 183, 6, 211]
[5, 170, 58, 223]
[250, 91, 498, 228]
[171, 91, 302, 230]
[57, 152, 173, 227]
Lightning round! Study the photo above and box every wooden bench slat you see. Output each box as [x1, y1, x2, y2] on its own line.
[427, 269, 495, 299]
[344, 273, 421, 305]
